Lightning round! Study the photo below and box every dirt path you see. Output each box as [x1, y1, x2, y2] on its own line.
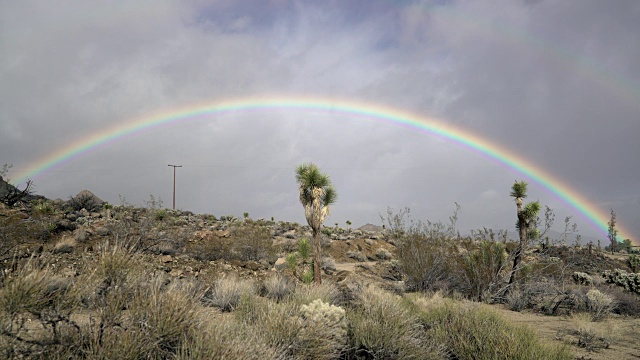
[334, 261, 378, 272]
[490, 305, 640, 360]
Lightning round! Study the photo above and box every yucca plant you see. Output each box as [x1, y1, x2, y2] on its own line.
[508, 181, 541, 286]
[295, 163, 337, 284]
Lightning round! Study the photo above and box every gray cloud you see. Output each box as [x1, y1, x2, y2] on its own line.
[1, 0, 638, 242]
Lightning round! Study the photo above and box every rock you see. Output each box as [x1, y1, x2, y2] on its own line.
[160, 255, 173, 263]
[78, 208, 90, 217]
[66, 213, 78, 221]
[230, 260, 244, 268]
[73, 229, 88, 243]
[245, 261, 261, 271]
[67, 190, 105, 212]
[55, 219, 76, 231]
[95, 227, 110, 236]
[283, 230, 296, 239]
[169, 268, 184, 278]
[274, 257, 288, 271]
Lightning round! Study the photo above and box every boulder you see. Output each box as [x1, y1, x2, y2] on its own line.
[274, 257, 288, 271]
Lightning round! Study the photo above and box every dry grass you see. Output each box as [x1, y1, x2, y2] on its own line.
[557, 313, 622, 351]
[202, 275, 255, 312]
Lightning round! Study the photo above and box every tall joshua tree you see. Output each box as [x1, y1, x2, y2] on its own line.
[508, 180, 541, 286]
[295, 163, 337, 284]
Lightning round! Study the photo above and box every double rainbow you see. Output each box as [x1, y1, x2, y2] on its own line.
[14, 96, 634, 243]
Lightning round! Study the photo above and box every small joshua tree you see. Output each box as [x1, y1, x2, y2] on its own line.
[508, 181, 540, 287]
[295, 163, 337, 284]
[608, 209, 618, 254]
[346, 220, 352, 233]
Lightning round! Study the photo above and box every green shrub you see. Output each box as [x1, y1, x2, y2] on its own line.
[298, 237, 311, 261]
[459, 240, 509, 301]
[415, 298, 573, 360]
[346, 286, 442, 359]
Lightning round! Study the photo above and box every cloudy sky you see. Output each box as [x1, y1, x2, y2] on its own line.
[2, 0, 638, 243]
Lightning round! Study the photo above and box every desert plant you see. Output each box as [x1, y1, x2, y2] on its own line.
[298, 299, 348, 359]
[295, 163, 337, 284]
[0, 164, 34, 207]
[459, 240, 509, 301]
[557, 313, 621, 351]
[584, 289, 615, 321]
[602, 269, 640, 294]
[572, 271, 593, 285]
[416, 298, 573, 360]
[229, 223, 275, 262]
[375, 247, 393, 260]
[202, 275, 255, 312]
[347, 250, 367, 262]
[608, 208, 618, 254]
[508, 181, 541, 287]
[346, 286, 441, 359]
[0, 259, 81, 358]
[262, 273, 294, 302]
[298, 237, 311, 261]
[628, 254, 640, 272]
[53, 236, 76, 254]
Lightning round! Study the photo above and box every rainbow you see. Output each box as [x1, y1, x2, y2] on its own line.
[13, 96, 634, 243]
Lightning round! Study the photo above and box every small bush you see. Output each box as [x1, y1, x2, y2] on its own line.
[298, 237, 311, 261]
[291, 282, 341, 306]
[416, 298, 573, 360]
[585, 289, 615, 321]
[558, 313, 621, 351]
[261, 273, 294, 302]
[347, 251, 367, 262]
[202, 275, 255, 312]
[346, 286, 442, 359]
[506, 288, 528, 312]
[297, 299, 348, 359]
[375, 247, 393, 260]
[229, 224, 276, 262]
[458, 240, 509, 301]
[53, 236, 76, 254]
[601, 284, 640, 316]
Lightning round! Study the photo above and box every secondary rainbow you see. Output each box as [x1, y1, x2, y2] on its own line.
[14, 96, 634, 243]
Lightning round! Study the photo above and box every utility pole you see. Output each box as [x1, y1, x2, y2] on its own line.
[168, 164, 182, 210]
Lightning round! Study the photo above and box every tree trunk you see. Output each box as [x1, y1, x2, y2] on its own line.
[508, 199, 526, 287]
[312, 231, 322, 284]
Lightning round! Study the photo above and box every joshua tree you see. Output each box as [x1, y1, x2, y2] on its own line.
[346, 220, 352, 232]
[508, 180, 540, 287]
[608, 209, 618, 254]
[295, 163, 337, 284]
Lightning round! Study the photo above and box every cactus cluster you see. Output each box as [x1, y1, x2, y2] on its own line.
[602, 269, 640, 294]
[572, 271, 593, 285]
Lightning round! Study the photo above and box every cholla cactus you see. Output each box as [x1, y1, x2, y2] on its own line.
[299, 299, 347, 359]
[572, 271, 593, 285]
[602, 269, 640, 294]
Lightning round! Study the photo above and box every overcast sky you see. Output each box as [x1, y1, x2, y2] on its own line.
[2, 0, 638, 243]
